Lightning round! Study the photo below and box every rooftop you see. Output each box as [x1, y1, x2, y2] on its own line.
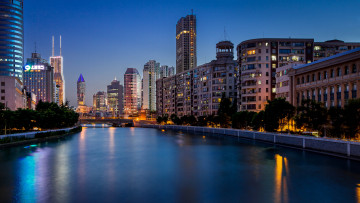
[77, 74, 85, 83]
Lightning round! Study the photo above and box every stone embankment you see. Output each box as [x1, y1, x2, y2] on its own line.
[143, 125, 360, 159]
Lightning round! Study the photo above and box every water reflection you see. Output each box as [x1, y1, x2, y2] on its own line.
[274, 154, 289, 203]
[357, 184, 360, 203]
[18, 155, 36, 203]
[54, 143, 70, 202]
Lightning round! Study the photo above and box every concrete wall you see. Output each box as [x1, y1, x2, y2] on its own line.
[143, 124, 360, 158]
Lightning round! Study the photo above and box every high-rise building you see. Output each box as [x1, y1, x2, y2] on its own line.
[142, 60, 160, 111]
[160, 65, 175, 78]
[77, 74, 85, 106]
[176, 13, 196, 74]
[124, 68, 141, 116]
[107, 78, 124, 117]
[50, 36, 65, 105]
[93, 91, 107, 112]
[23, 53, 54, 103]
[157, 41, 237, 117]
[0, 0, 24, 81]
[237, 38, 314, 112]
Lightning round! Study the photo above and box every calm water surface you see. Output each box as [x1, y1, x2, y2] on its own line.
[0, 127, 360, 203]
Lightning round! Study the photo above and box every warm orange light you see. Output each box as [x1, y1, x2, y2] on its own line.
[247, 50, 256, 55]
[161, 129, 165, 132]
[357, 184, 360, 203]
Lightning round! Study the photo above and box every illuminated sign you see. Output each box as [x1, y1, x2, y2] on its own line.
[24, 65, 45, 71]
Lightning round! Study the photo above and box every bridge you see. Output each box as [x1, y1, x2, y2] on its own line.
[79, 118, 135, 127]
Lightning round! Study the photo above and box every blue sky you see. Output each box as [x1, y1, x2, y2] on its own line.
[24, 0, 360, 106]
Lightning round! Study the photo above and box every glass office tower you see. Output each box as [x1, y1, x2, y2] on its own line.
[0, 0, 24, 81]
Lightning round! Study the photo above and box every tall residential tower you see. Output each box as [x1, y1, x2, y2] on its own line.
[176, 13, 196, 74]
[107, 78, 124, 117]
[142, 60, 160, 111]
[124, 68, 141, 116]
[50, 36, 65, 105]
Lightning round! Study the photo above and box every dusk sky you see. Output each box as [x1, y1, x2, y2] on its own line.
[24, 0, 360, 106]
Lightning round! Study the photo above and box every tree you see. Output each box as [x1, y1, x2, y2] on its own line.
[328, 107, 345, 138]
[343, 99, 360, 139]
[264, 98, 295, 132]
[295, 99, 328, 136]
[251, 111, 265, 131]
[170, 114, 182, 125]
[217, 93, 233, 128]
[156, 116, 163, 124]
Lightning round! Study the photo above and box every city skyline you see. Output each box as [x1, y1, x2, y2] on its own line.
[23, 0, 360, 106]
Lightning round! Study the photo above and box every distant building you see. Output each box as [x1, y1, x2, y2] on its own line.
[0, 76, 25, 110]
[176, 13, 196, 74]
[288, 48, 360, 108]
[275, 63, 303, 102]
[237, 38, 314, 112]
[23, 53, 54, 103]
[77, 74, 85, 106]
[124, 68, 141, 116]
[50, 36, 65, 105]
[93, 91, 107, 112]
[314, 40, 360, 61]
[157, 41, 237, 117]
[0, 0, 24, 81]
[142, 60, 160, 111]
[160, 65, 175, 78]
[107, 78, 124, 117]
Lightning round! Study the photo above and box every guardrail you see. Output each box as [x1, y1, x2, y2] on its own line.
[143, 124, 360, 158]
[0, 127, 78, 140]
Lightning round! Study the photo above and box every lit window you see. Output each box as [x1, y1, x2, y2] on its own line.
[271, 55, 277, 61]
[247, 50, 256, 55]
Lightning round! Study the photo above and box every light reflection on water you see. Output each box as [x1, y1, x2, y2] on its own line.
[1, 128, 360, 202]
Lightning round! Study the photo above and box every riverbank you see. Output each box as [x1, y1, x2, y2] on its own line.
[143, 124, 360, 160]
[0, 126, 82, 148]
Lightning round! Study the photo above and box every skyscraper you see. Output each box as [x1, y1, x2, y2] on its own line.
[23, 53, 54, 103]
[77, 74, 85, 106]
[107, 78, 124, 117]
[93, 91, 107, 112]
[124, 68, 141, 116]
[0, 0, 24, 81]
[142, 60, 160, 111]
[50, 36, 65, 105]
[176, 13, 196, 74]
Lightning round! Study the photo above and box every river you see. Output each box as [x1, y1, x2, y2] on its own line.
[0, 127, 359, 203]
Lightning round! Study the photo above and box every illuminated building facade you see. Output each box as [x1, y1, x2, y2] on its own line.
[237, 38, 314, 112]
[157, 41, 237, 117]
[77, 74, 85, 106]
[50, 36, 65, 105]
[288, 48, 360, 109]
[23, 53, 54, 103]
[142, 60, 160, 111]
[107, 78, 123, 117]
[124, 68, 141, 116]
[93, 91, 107, 112]
[314, 40, 360, 61]
[176, 13, 196, 74]
[0, 0, 23, 81]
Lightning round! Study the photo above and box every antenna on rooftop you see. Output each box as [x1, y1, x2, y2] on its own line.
[60, 35, 62, 56]
[52, 36, 54, 56]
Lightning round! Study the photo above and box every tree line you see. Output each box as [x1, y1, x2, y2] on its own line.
[157, 94, 360, 139]
[0, 101, 79, 134]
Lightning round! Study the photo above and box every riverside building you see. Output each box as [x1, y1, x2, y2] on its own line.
[288, 48, 360, 108]
[107, 78, 124, 117]
[157, 41, 237, 117]
[0, 0, 23, 81]
[176, 13, 196, 74]
[237, 38, 314, 112]
[93, 91, 107, 112]
[23, 53, 55, 103]
[50, 36, 65, 105]
[124, 68, 141, 116]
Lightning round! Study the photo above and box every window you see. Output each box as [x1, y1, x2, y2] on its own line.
[266, 49, 269, 53]
[345, 66, 349, 75]
[324, 71, 328, 79]
[352, 64, 357, 73]
[337, 68, 342, 76]
[266, 72, 269, 76]
[307, 75, 310, 83]
[279, 49, 291, 54]
[266, 64, 269, 68]
[266, 80, 269, 85]
[1, 82, 4, 86]
[271, 55, 277, 61]
[318, 72, 321, 80]
[247, 57, 256, 62]
[259, 88, 261, 93]
[258, 49, 262, 54]
[247, 50, 256, 55]
[266, 56, 269, 61]
[1, 89, 4, 93]
[1, 96, 4, 100]
[312, 74, 315, 82]
[259, 96, 261, 101]
[330, 69, 334, 78]
[266, 88, 269, 92]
